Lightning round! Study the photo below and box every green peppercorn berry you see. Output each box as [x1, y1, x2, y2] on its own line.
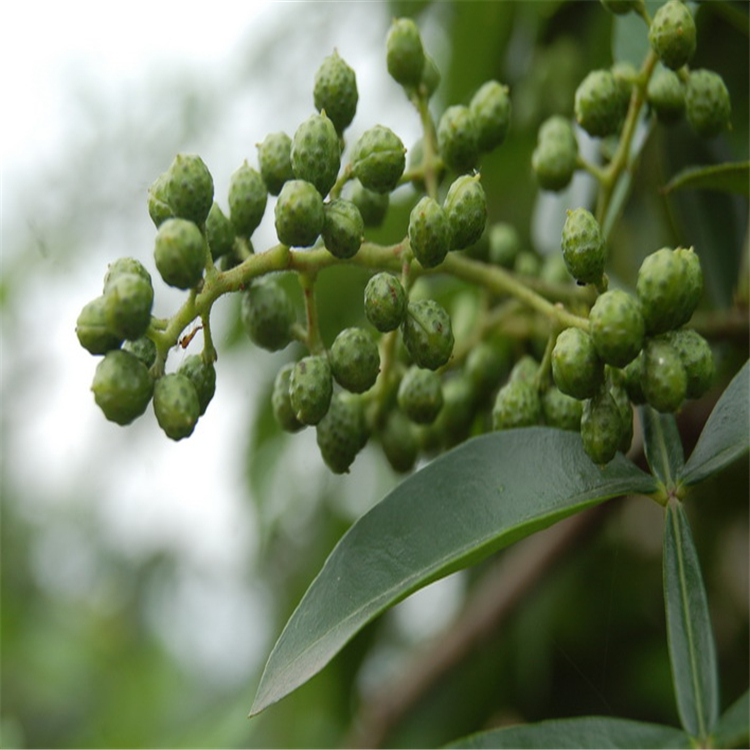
[398, 366, 444, 424]
[622, 353, 647, 405]
[492, 379, 541, 430]
[575, 69, 623, 137]
[228, 161, 267, 238]
[104, 272, 154, 341]
[313, 50, 358, 135]
[153, 373, 200, 441]
[316, 393, 368, 473]
[290, 355, 333, 426]
[205, 202, 235, 260]
[408, 196, 451, 269]
[610, 384, 634, 454]
[488, 222, 521, 268]
[552, 327, 604, 400]
[647, 68, 686, 124]
[402, 299, 454, 370]
[154, 218, 206, 290]
[443, 174, 487, 251]
[542, 386, 583, 431]
[240, 278, 295, 352]
[589, 289, 645, 367]
[364, 272, 407, 332]
[642, 337, 687, 413]
[678, 246, 703, 323]
[256, 132, 294, 196]
[91, 350, 154, 425]
[178, 354, 216, 416]
[274, 179, 325, 247]
[165, 153, 214, 226]
[431, 375, 476, 449]
[291, 112, 341, 198]
[532, 116, 578, 191]
[464, 338, 513, 401]
[685, 69, 732, 138]
[147, 171, 173, 228]
[103, 257, 152, 292]
[470, 80, 511, 152]
[611, 61, 637, 116]
[649, 0, 696, 71]
[272, 363, 304, 433]
[351, 125, 406, 194]
[76, 296, 124, 355]
[380, 410, 418, 473]
[437, 105, 480, 174]
[662, 328, 714, 399]
[580, 390, 623, 464]
[322, 198, 363, 259]
[349, 180, 389, 227]
[561, 207, 605, 286]
[386, 17, 425, 89]
[122, 336, 157, 368]
[330, 327, 380, 393]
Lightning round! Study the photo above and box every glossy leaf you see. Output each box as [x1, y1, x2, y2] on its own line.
[712, 689, 750, 749]
[680, 360, 750, 487]
[640, 406, 684, 488]
[662, 162, 750, 197]
[443, 716, 690, 749]
[250, 428, 657, 716]
[663, 501, 719, 740]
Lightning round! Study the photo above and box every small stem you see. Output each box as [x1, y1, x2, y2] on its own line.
[298, 271, 324, 353]
[413, 92, 440, 201]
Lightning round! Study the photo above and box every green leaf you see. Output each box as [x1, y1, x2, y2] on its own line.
[662, 162, 750, 197]
[712, 689, 750, 749]
[443, 716, 691, 749]
[249, 428, 657, 716]
[663, 501, 720, 740]
[640, 406, 685, 489]
[679, 360, 750, 487]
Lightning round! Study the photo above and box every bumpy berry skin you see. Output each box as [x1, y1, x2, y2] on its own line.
[642, 337, 687, 413]
[622, 353, 647, 405]
[470, 80, 511, 153]
[349, 180, 389, 227]
[147, 171, 173, 228]
[274, 179, 325, 247]
[386, 18, 425, 88]
[649, 0, 696, 71]
[351, 126, 406, 194]
[104, 272, 154, 341]
[103, 257, 152, 292]
[240, 279, 295, 352]
[532, 116, 579, 192]
[589, 289, 645, 367]
[290, 355, 333, 426]
[257, 132, 294, 196]
[205, 202, 235, 260]
[409, 196, 451, 269]
[647, 69, 685, 124]
[322, 199, 363, 259]
[575, 69, 623, 137]
[153, 373, 201, 441]
[542, 386, 583, 431]
[316, 393, 368, 474]
[92, 350, 153, 426]
[166, 154, 214, 226]
[401, 299, 454, 370]
[552, 327, 604, 400]
[580, 391, 623, 465]
[178, 355, 216, 416]
[122, 336, 157, 368]
[437, 105, 480, 174]
[314, 50, 358, 135]
[488, 222, 521, 268]
[330, 327, 380, 393]
[492, 379, 541, 430]
[364, 273, 407, 332]
[271, 363, 304, 433]
[464, 338, 513, 400]
[663, 328, 714, 399]
[398, 366, 444, 425]
[291, 113, 341, 197]
[561, 208, 605, 286]
[154, 218, 206, 290]
[228, 162, 268, 238]
[380, 410, 418, 473]
[685, 70, 732, 138]
[443, 175, 487, 251]
[77, 297, 124, 355]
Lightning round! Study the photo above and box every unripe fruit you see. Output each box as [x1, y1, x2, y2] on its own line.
[316, 393, 368, 474]
[492, 379, 541, 430]
[154, 218, 206, 290]
[228, 162, 267, 237]
[610, 384, 634, 454]
[420, 54, 441, 99]
[205, 202, 235, 260]
[122, 336, 157, 368]
[76, 296, 123, 355]
[561, 207, 605, 286]
[398, 366, 444, 424]
[240, 279, 295, 352]
[542, 386, 583, 431]
[104, 272, 154, 341]
[274, 179, 325, 247]
[611, 61, 637, 114]
[351, 125, 406, 194]
[589, 289, 645, 367]
[532, 116, 578, 191]
[290, 355, 333, 426]
[314, 50, 358, 135]
[642, 337, 687, 412]
[647, 69, 685, 124]
[272, 363, 305, 433]
[147, 171, 173, 228]
[488, 222, 521, 268]
[409, 196, 451, 269]
[431, 375, 476, 449]
[386, 18, 425, 88]
[166, 153, 214, 226]
[437, 105, 480, 173]
[510, 355, 540, 384]
[552, 327, 604, 400]
[580, 390, 623, 465]
[364, 272, 407, 332]
[92, 350, 154, 425]
[574, 69, 623, 137]
[322, 198, 363, 259]
[153, 373, 201, 441]
[622, 353, 647, 405]
[103, 257, 152, 292]
[178, 354, 216, 416]
[291, 112, 341, 197]
[514, 250, 542, 278]
[470, 80, 511, 152]
[380, 410, 418, 473]
[330, 327, 380, 393]
[443, 174, 487, 251]
[662, 328, 714, 399]
[464, 338, 513, 401]
[257, 132, 294, 196]
[685, 69, 732, 138]
[649, 0, 696, 71]
[349, 180, 389, 227]
[401, 299, 454, 370]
